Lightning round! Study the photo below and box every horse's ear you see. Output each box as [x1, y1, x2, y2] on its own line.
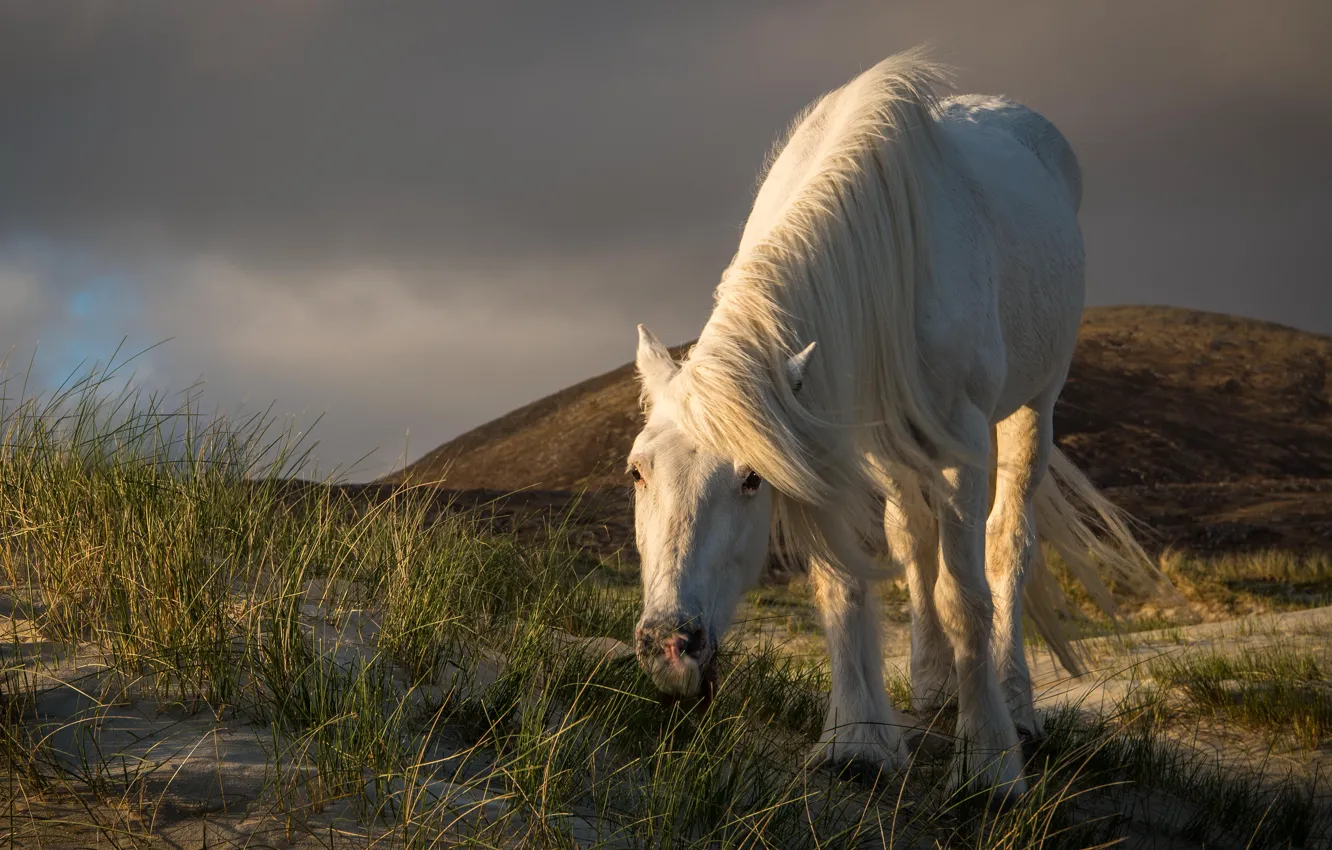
[786, 341, 817, 394]
[636, 324, 677, 406]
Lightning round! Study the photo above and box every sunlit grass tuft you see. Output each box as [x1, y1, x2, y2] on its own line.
[1149, 646, 1332, 749]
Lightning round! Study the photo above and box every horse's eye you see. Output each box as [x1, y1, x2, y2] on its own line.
[630, 466, 644, 484]
[741, 470, 762, 494]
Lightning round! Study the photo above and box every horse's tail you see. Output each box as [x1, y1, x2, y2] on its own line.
[1022, 447, 1179, 675]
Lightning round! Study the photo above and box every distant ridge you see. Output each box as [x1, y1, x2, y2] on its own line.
[382, 306, 1332, 553]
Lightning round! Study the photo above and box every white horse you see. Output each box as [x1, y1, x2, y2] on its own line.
[629, 49, 1170, 798]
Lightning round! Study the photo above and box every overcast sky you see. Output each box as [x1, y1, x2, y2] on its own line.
[2, 1, 1329, 480]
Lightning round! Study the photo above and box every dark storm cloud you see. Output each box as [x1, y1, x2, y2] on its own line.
[0, 1, 780, 282]
[1, 0, 1329, 477]
[3, 1, 1328, 296]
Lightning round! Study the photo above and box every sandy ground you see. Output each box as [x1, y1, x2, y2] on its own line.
[4, 592, 1330, 848]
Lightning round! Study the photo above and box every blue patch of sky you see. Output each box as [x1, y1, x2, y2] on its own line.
[36, 268, 148, 392]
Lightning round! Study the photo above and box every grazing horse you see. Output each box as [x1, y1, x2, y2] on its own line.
[628, 49, 1169, 798]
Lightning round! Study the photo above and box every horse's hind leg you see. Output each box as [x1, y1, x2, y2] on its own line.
[934, 403, 1025, 796]
[883, 474, 956, 713]
[987, 394, 1056, 740]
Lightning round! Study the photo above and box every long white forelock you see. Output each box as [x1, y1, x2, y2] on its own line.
[673, 50, 983, 576]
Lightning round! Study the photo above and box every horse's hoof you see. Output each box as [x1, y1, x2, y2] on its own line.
[946, 740, 1028, 807]
[807, 731, 906, 789]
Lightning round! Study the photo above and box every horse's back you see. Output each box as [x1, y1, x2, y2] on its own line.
[929, 94, 1087, 418]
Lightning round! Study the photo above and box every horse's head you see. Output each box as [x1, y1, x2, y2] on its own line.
[628, 325, 814, 698]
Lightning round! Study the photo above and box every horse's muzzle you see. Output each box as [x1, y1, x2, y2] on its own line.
[635, 620, 715, 698]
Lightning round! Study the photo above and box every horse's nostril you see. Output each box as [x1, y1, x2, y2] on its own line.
[662, 633, 688, 662]
[641, 621, 708, 664]
[661, 628, 705, 663]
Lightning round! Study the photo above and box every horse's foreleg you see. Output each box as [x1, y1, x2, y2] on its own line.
[884, 476, 955, 713]
[807, 549, 905, 776]
[934, 411, 1026, 798]
[987, 402, 1053, 741]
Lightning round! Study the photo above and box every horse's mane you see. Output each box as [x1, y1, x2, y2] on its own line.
[671, 48, 972, 571]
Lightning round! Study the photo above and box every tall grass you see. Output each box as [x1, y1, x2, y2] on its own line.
[1, 355, 1326, 848]
[1162, 549, 1332, 612]
[1149, 647, 1332, 749]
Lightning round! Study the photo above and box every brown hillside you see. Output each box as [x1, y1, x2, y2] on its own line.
[384, 306, 1332, 554]
[389, 342, 692, 495]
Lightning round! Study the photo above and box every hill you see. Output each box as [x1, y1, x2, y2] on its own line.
[382, 306, 1332, 555]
